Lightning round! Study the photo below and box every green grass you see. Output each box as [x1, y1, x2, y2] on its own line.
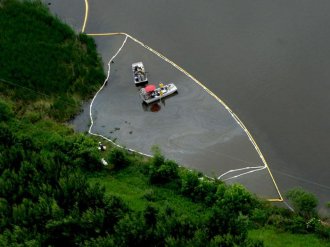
[89, 162, 330, 246]
[249, 227, 330, 247]
[88, 164, 206, 219]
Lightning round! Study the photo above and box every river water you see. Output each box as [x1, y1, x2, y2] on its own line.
[47, 0, 330, 213]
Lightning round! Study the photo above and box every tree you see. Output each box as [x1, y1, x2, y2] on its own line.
[215, 184, 257, 217]
[285, 188, 318, 219]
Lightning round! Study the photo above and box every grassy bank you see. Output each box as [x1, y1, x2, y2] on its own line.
[249, 227, 330, 247]
[0, 0, 105, 121]
[88, 165, 207, 219]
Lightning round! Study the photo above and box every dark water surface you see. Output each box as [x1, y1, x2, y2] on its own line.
[45, 0, 84, 32]
[74, 36, 279, 199]
[49, 0, 330, 211]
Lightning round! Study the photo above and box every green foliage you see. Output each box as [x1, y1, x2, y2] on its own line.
[149, 159, 179, 184]
[69, 134, 102, 171]
[0, 100, 13, 122]
[0, 225, 41, 247]
[143, 189, 157, 202]
[0, 114, 326, 247]
[83, 236, 115, 247]
[147, 147, 179, 184]
[144, 204, 158, 227]
[249, 227, 330, 247]
[286, 188, 318, 219]
[215, 184, 257, 216]
[284, 215, 308, 234]
[108, 147, 130, 170]
[0, 0, 104, 96]
[0, 0, 105, 121]
[194, 179, 218, 205]
[250, 208, 269, 228]
[49, 94, 79, 121]
[0, 123, 15, 148]
[209, 234, 235, 247]
[0, 112, 126, 245]
[315, 223, 330, 240]
[180, 170, 200, 198]
[150, 145, 165, 168]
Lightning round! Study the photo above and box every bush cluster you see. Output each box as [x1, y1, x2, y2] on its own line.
[0, 113, 268, 246]
[108, 148, 130, 170]
[146, 148, 330, 243]
[148, 148, 179, 184]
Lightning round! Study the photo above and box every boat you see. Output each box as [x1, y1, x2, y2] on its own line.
[132, 62, 148, 85]
[140, 83, 178, 104]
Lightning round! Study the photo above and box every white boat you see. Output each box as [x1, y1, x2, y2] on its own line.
[132, 62, 148, 85]
[140, 83, 178, 104]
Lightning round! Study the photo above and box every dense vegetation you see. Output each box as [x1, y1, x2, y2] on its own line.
[1, 105, 329, 246]
[0, 0, 329, 246]
[0, 0, 105, 121]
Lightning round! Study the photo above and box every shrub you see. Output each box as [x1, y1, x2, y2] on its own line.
[143, 189, 157, 202]
[150, 146, 165, 168]
[209, 234, 235, 247]
[149, 160, 179, 184]
[194, 179, 218, 205]
[284, 215, 307, 234]
[285, 188, 318, 219]
[0, 124, 15, 148]
[69, 135, 102, 171]
[215, 184, 257, 217]
[266, 214, 286, 228]
[315, 222, 330, 240]
[250, 208, 268, 228]
[0, 100, 13, 122]
[180, 170, 200, 199]
[108, 148, 130, 170]
[147, 147, 179, 184]
[144, 204, 158, 227]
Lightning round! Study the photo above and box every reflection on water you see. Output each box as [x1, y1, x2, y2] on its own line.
[141, 91, 179, 112]
[150, 103, 161, 112]
[141, 102, 162, 112]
